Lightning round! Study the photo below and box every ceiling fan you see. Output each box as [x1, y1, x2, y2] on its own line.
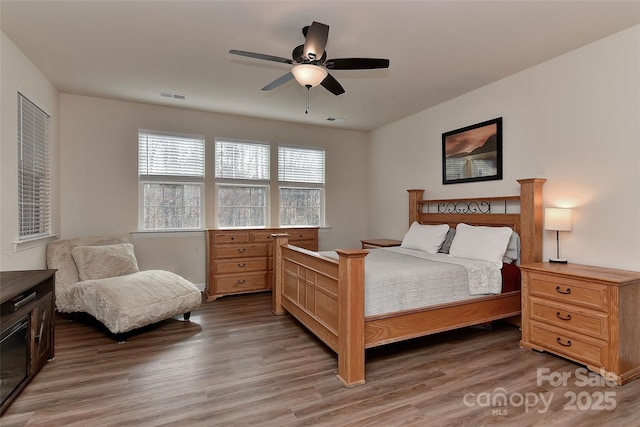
[229, 21, 390, 96]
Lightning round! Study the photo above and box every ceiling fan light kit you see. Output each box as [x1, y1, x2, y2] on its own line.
[230, 20, 390, 100]
[291, 64, 328, 88]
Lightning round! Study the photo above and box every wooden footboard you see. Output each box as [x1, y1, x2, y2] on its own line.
[272, 235, 369, 386]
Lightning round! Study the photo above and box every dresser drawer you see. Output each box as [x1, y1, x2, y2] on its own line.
[214, 244, 267, 259]
[267, 239, 317, 254]
[214, 273, 267, 294]
[215, 232, 250, 244]
[251, 230, 277, 243]
[530, 297, 609, 340]
[527, 272, 608, 312]
[249, 229, 317, 243]
[529, 320, 608, 368]
[215, 258, 267, 274]
[286, 229, 317, 242]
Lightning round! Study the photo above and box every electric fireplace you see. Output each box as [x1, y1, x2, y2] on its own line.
[0, 316, 29, 407]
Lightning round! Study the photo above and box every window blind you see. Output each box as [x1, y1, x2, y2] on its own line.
[139, 130, 205, 179]
[138, 130, 205, 230]
[278, 146, 325, 184]
[215, 139, 270, 180]
[18, 93, 50, 239]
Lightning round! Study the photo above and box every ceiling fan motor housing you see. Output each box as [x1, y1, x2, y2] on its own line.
[292, 45, 327, 64]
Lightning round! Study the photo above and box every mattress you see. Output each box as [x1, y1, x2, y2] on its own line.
[320, 247, 506, 317]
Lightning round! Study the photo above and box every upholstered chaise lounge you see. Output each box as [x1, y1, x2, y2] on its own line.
[46, 236, 202, 339]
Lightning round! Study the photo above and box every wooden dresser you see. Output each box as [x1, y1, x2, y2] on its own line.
[206, 228, 318, 300]
[520, 262, 640, 385]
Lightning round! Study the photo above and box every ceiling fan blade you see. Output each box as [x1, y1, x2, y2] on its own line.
[303, 21, 329, 62]
[320, 73, 345, 96]
[324, 58, 390, 70]
[229, 49, 293, 64]
[261, 72, 294, 91]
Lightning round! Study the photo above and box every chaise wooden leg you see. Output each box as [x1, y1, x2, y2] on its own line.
[114, 332, 127, 344]
[183, 311, 191, 321]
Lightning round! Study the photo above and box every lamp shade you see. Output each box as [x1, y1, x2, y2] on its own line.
[545, 208, 572, 231]
[291, 64, 328, 88]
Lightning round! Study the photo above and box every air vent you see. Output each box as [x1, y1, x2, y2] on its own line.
[159, 91, 186, 100]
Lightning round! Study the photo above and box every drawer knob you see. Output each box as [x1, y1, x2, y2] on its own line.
[230, 237, 235, 240]
[555, 311, 572, 321]
[556, 337, 572, 347]
[237, 279, 246, 284]
[237, 248, 246, 254]
[555, 286, 571, 295]
[237, 263, 246, 268]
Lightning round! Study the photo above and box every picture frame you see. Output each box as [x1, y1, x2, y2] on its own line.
[442, 117, 503, 185]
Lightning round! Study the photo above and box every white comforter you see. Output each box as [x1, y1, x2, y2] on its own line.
[321, 247, 502, 317]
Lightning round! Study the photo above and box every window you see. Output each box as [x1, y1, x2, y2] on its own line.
[278, 146, 325, 226]
[138, 130, 204, 230]
[215, 139, 270, 227]
[17, 93, 51, 240]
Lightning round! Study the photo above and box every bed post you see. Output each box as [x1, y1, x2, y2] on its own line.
[407, 189, 425, 227]
[271, 234, 289, 315]
[517, 178, 546, 265]
[335, 248, 369, 387]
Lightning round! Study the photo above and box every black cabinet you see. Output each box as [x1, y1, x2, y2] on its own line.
[1, 270, 55, 414]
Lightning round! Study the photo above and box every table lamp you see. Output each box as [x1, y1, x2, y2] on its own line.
[544, 208, 572, 263]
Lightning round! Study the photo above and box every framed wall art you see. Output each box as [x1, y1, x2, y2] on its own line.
[442, 117, 503, 185]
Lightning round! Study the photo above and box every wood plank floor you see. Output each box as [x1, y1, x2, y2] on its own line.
[2, 292, 639, 426]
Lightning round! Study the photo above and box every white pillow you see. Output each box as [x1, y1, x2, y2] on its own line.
[449, 223, 513, 267]
[72, 243, 140, 281]
[401, 222, 450, 254]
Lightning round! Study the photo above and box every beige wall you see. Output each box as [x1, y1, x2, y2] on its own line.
[0, 33, 60, 271]
[58, 94, 369, 285]
[368, 25, 640, 271]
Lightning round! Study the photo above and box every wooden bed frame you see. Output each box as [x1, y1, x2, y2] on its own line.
[272, 178, 546, 387]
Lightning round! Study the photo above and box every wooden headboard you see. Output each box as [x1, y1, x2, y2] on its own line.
[407, 178, 546, 265]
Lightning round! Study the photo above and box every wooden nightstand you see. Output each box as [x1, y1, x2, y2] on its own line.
[360, 239, 402, 249]
[519, 262, 640, 385]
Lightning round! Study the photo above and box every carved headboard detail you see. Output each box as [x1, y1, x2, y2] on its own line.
[408, 178, 546, 265]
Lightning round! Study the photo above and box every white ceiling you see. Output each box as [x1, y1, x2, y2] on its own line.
[2, 1, 639, 132]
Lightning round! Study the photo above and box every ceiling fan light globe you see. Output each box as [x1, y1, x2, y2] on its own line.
[291, 64, 327, 88]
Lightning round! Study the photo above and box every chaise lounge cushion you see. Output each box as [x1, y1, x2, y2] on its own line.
[72, 243, 140, 281]
[75, 270, 201, 334]
[47, 236, 202, 334]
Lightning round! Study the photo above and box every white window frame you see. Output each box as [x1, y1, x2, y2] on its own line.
[278, 145, 325, 227]
[214, 138, 270, 228]
[17, 92, 51, 241]
[138, 130, 205, 231]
